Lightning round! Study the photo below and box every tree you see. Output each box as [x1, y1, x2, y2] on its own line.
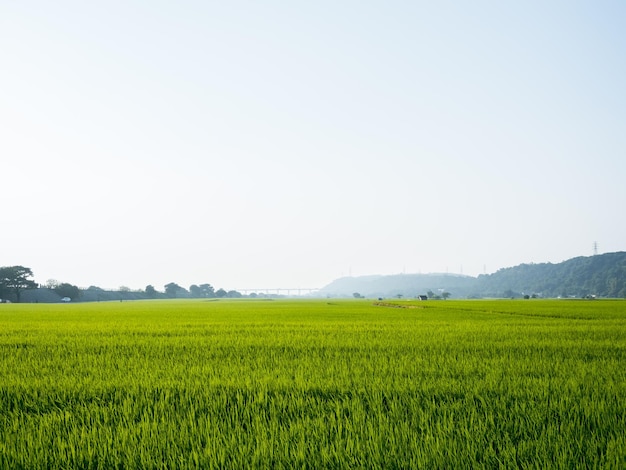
[189, 285, 202, 298]
[199, 284, 215, 298]
[441, 292, 451, 300]
[54, 283, 80, 301]
[145, 285, 157, 298]
[164, 282, 182, 298]
[353, 292, 362, 298]
[0, 266, 37, 303]
[215, 288, 227, 298]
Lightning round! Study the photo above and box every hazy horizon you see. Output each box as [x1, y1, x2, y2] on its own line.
[5, 249, 621, 293]
[2, 1, 625, 291]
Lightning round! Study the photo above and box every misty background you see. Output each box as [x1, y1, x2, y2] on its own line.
[2, 1, 625, 291]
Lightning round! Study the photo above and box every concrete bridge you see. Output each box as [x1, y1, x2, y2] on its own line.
[235, 288, 321, 296]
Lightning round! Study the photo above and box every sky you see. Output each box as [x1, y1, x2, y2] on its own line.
[1, 1, 625, 292]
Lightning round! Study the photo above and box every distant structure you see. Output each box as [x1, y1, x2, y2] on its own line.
[236, 288, 320, 296]
[593, 241, 599, 256]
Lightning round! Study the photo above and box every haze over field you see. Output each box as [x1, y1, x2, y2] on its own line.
[2, 1, 625, 291]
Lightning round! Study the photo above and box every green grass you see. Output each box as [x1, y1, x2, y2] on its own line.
[1, 299, 625, 468]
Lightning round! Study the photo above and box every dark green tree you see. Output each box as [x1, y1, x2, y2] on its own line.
[200, 284, 215, 298]
[0, 266, 37, 303]
[164, 282, 182, 298]
[189, 285, 201, 298]
[54, 283, 80, 301]
[145, 285, 157, 298]
[215, 288, 227, 298]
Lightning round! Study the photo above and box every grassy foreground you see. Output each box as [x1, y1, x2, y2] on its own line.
[0, 299, 625, 468]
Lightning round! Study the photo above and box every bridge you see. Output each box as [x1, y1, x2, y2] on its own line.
[235, 288, 321, 296]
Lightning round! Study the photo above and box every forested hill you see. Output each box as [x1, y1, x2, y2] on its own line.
[319, 252, 626, 299]
[476, 251, 626, 298]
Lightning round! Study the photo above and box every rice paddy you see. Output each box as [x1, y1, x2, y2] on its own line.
[1, 299, 625, 468]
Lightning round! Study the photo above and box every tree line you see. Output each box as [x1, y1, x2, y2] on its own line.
[0, 265, 244, 303]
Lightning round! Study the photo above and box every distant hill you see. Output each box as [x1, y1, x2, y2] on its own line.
[476, 251, 626, 298]
[319, 252, 626, 299]
[319, 273, 478, 299]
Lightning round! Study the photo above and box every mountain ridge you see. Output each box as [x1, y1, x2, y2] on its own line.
[319, 252, 626, 299]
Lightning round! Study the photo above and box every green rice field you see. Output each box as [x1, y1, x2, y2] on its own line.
[1, 299, 625, 468]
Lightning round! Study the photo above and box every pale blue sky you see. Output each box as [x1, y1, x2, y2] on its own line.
[2, 1, 625, 291]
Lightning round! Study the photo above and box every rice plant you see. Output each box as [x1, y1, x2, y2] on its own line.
[0, 299, 624, 468]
